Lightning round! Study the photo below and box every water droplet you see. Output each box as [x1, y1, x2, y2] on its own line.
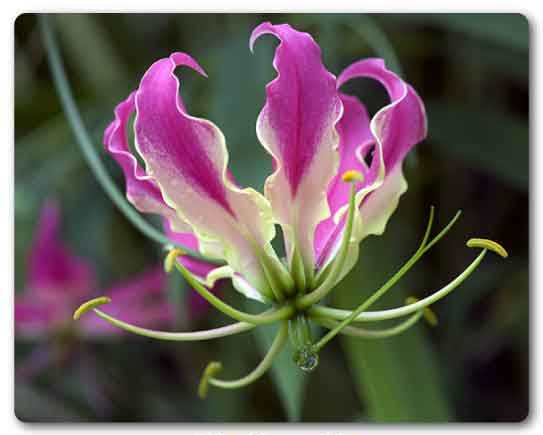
[293, 346, 319, 372]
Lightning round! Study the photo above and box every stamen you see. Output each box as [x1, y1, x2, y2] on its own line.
[313, 310, 423, 340]
[341, 170, 364, 183]
[198, 321, 289, 397]
[198, 362, 222, 399]
[309, 238, 507, 324]
[296, 173, 359, 309]
[467, 238, 508, 258]
[73, 296, 111, 320]
[74, 301, 256, 340]
[164, 248, 186, 273]
[165, 249, 295, 325]
[306, 211, 469, 351]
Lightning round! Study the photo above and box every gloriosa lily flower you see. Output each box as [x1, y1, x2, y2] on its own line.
[74, 22, 507, 397]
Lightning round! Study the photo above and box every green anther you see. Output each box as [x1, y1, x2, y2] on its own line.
[73, 296, 111, 320]
[467, 238, 508, 258]
[198, 362, 223, 399]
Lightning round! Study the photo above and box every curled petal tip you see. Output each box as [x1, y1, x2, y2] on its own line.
[341, 170, 364, 183]
[169, 52, 208, 78]
[249, 21, 274, 53]
[73, 296, 111, 321]
[164, 248, 186, 273]
[467, 238, 508, 258]
[198, 361, 223, 399]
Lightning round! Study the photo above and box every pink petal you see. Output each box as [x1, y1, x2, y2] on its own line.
[314, 94, 373, 267]
[26, 201, 95, 300]
[315, 58, 427, 270]
[251, 22, 343, 272]
[103, 92, 191, 234]
[131, 52, 279, 297]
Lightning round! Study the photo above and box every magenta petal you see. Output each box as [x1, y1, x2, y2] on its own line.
[26, 201, 95, 299]
[251, 22, 342, 195]
[103, 92, 189, 234]
[337, 58, 427, 174]
[314, 94, 373, 267]
[131, 52, 279, 296]
[134, 53, 232, 214]
[252, 22, 343, 270]
[315, 59, 427, 270]
[14, 299, 54, 336]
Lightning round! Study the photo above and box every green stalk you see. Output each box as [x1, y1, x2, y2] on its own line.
[173, 260, 295, 325]
[310, 249, 488, 331]
[91, 309, 255, 341]
[205, 321, 289, 392]
[313, 311, 423, 339]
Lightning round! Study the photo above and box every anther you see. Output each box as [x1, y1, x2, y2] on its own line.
[73, 296, 111, 320]
[467, 238, 508, 258]
[198, 361, 223, 399]
[341, 170, 364, 183]
[405, 296, 438, 327]
[164, 248, 186, 273]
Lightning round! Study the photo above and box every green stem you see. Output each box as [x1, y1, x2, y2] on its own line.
[313, 311, 423, 341]
[309, 249, 488, 325]
[173, 261, 294, 325]
[90, 308, 255, 341]
[38, 15, 219, 263]
[207, 321, 289, 391]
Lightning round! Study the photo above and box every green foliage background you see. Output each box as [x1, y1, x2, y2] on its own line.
[14, 13, 529, 422]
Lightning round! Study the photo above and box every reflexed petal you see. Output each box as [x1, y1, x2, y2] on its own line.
[26, 201, 95, 299]
[133, 52, 278, 297]
[104, 92, 190, 234]
[316, 58, 426, 274]
[314, 94, 373, 268]
[251, 22, 343, 276]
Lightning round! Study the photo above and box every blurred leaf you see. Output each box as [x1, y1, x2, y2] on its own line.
[253, 322, 307, 421]
[427, 102, 528, 190]
[348, 15, 404, 76]
[386, 14, 528, 52]
[54, 14, 128, 98]
[334, 216, 451, 421]
[15, 382, 85, 422]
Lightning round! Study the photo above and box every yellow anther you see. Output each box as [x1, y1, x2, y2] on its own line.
[164, 248, 186, 273]
[198, 361, 222, 399]
[467, 238, 508, 258]
[73, 296, 111, 320]
[341, 170, 364, 183]
[405, 296, 438, 327]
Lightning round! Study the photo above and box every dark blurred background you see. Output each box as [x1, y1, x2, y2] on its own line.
[14, 13, 529, 422]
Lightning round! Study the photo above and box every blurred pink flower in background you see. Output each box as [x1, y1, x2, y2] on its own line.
[15, 201, 174, 339]
[14, 201, 220, 377]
